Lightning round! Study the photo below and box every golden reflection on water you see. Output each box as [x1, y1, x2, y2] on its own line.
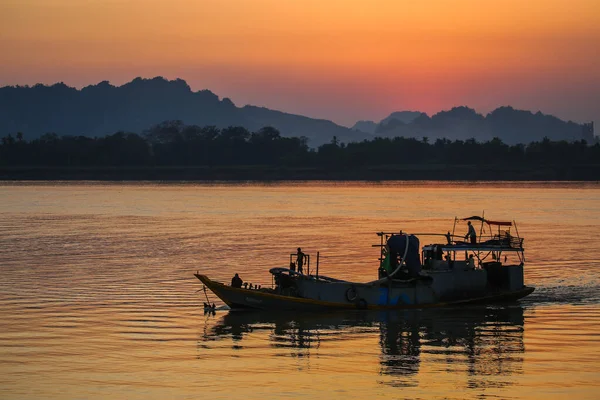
[0, 181, 599, 399]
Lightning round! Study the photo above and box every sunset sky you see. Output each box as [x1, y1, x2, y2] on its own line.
[1, 0, 599, 127]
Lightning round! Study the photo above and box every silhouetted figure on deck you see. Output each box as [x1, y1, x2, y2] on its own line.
[231, 273, 243, 288]
[467, 254, 476, 269]
[296, 248, 305, 274]
[465, 221, 477, 244]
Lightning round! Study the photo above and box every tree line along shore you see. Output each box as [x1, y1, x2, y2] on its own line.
[1, 122, 598, 180]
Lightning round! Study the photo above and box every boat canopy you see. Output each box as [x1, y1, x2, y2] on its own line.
[461, 216, 512, 226]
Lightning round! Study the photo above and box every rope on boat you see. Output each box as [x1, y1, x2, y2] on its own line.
[199, 285, 216, 313]
[202, 285, 210, 303]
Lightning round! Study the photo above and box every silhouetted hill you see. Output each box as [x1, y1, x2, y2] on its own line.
[237, 105, 364, 146]
[0, 77, 365, 146]
[380, 111, 423, 126]
[486, 106, 586, 144]
[1, 78, 593, 146]
[351, 120, 378, 134]
[352, 111, 423, 135]
[369, 106, 592, 144]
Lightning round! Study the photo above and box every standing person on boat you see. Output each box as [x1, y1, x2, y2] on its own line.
[465, 221, 477, 244]
[296, 248, 305, 274]
[231, 273, 243, 288]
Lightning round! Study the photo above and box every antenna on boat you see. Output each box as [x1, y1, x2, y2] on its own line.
[316, 251, 320, 280]
[452, 217, 457, 240]
[513, 220, 525, 263]
[478, 210, 485, 260]
[479, 210, 485, 241]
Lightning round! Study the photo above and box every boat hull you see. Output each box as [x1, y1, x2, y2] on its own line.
[194, 274, 534, 311]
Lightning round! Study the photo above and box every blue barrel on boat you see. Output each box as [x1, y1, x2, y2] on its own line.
[387, 234, 421, 276]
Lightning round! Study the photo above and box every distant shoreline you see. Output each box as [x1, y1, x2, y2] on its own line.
[1, 165, 598, 181]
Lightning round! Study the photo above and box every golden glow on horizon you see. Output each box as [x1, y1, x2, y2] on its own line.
[1, 0, 599, 124]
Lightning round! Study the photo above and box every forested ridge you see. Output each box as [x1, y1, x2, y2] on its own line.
[1, 121, 598, 180]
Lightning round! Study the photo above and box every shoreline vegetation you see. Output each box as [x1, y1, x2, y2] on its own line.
[1, 122, 599, 181]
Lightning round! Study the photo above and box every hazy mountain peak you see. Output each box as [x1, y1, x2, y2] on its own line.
[351, 120, 377, 134]
[30, 82, 74, 92]
[432, 106, 483, 120]
[123, 76, 192, 92]
[380, 111, 423, 125]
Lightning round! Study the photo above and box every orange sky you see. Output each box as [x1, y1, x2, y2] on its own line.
[1, 0, 599, 126]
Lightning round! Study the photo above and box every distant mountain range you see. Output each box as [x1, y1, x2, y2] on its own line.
[0, 77, 594, 146]
[0, 77, 364, 146]
[354, 107, 594, 144]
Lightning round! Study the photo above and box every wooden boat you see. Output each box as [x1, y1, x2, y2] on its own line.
[195, 216, 535, 311]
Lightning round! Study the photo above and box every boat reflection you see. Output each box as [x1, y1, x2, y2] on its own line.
[200, 305, 525, 386]
[378, 306, 524, 387]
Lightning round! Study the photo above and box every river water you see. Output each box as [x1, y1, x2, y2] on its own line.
[0, 181, 598, 399]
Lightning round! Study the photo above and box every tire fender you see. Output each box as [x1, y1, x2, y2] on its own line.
[345, 286, 358, 302]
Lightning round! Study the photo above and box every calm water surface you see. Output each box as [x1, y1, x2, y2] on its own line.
[0, 181, 599, 399]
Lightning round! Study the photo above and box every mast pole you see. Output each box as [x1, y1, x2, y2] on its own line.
[316, 252, 320, 280]
[479, 210, 485, 243]
[452, 216, 457, 239]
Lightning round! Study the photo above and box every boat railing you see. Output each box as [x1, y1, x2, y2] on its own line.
[489, 231, 524, 249]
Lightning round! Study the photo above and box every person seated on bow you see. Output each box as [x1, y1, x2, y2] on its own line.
[467, 254, 476, 269]
[231, 273, 243, 288]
